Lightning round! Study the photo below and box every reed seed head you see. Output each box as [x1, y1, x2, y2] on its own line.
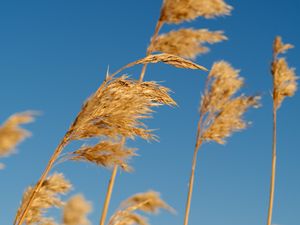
[200, 61, 260, 144]
[272, 36, 297, 109]
[108, 191, 174, 225]
[69, 140, 137, 171]
[120, 191, 175, 214]
[16, 173, 72, 225]
[0, 111, 36, 157]
[152, 29, 227, 59]
[68, 76, 176, 141]
[161, 0, 232, 24]
[63, 194, 92, 225]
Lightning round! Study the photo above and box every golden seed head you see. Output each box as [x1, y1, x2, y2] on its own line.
[69, 139, 137, 171]
[16, 173, 72, 225]
[108, 191, 174, 225]
[152, 29, 227, 59]
[161, 0, 232, 24]
[68, 76, 176, 141]
[0, 111, 37, 158]
[272, 36, 297, 109]
[63, 194, 92, 225]
[200, 61, 260, 144]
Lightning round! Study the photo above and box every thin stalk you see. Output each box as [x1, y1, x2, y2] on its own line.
[99, 165, 118, 225]
[99, 137, 125, 225]
[139, 19, 164, 82]
[266, 101, 277, 225]
[15, 136, 70, 225]
[184, 142, 202, 225]
[183, 108, 205, 225]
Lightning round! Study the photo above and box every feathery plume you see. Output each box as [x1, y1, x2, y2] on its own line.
[16, 173, 72, 225]
[152, 29, 227, 59]
[121, 191, 175, 214]
[68, 76, 176, 141]
[108, 191, 174, 225]
[69, 140, 137, 172]
[63, 194, 92, 225]
[0, 111, 36, 157]
[272, 36, 297, 109]
[199, 61, 260, 144]
[161, 0, 232, 24]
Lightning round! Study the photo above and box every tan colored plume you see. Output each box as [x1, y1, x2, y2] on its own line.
[68, 76, 176, 141]
[200, 61, 260, 144]
[0, 111, 36, 157]
[69, 140, 137, 172]
[152, 29, 227, 59]
[63, 194, 92, 225]
[16, 173, 72, 225]
[272, 36, 297, 109]
[161, 0, 232, 24]
[108, 191, 174, 225]
[121, 191, 175, 214]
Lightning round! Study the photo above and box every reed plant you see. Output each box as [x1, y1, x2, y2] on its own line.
[266, 36, 297, 225]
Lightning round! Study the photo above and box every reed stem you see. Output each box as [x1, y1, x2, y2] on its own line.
[183, 105, 205, 225]
[99, 165, 119, 225]
[266, 100, 277, 225]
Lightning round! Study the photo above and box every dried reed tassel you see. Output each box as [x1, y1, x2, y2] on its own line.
[160, 0, 232, 24]
[184, 61, 260, 225]
[0, 111, 36, 169]
[16, 173, 71, 225]
[108, 191, 174, 225]
[266, 36, 297, 225]
[151, 29, 227, 59]
[63, 194, 92, 225]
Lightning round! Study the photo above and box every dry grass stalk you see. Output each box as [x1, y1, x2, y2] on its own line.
[108, 191, 174, 225]
[16, 173, 71, 225]
[183, 61, 259, 225]
[112, 53, 207, 78]
[266, 36, 297, 225]
[160, 0, 232, 24]
[0, 111, 36, 158]
[69, 140, 137, 172]
[63, 194, 92, 225]
[152, 29, 227, 59]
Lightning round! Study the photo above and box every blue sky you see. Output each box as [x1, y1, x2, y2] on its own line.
[0, 0, 299, 225]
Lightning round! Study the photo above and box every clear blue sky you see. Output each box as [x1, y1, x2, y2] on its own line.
[0, 1, 299, 225]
